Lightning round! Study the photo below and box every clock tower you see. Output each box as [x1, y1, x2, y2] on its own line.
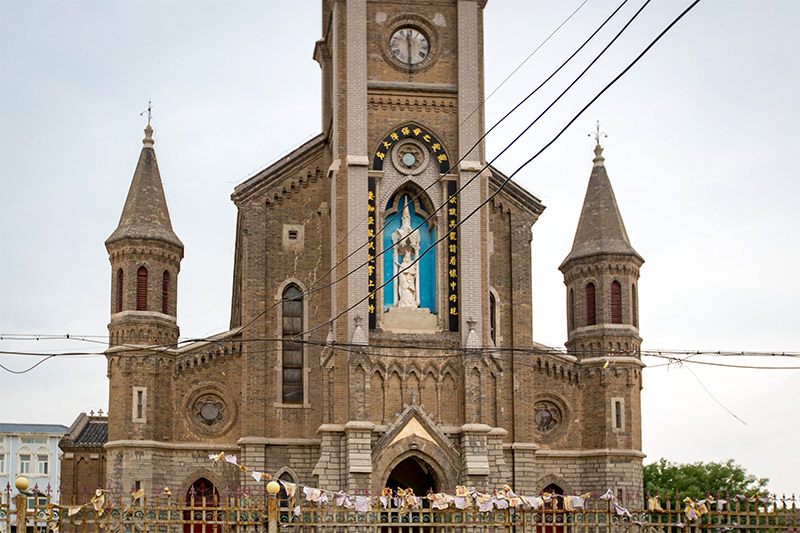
[315, 0, 489, 346]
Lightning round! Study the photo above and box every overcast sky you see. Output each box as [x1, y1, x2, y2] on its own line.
[1, 1, 798, 497]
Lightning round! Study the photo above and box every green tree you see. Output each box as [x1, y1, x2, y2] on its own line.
[644, 458, 769, 500]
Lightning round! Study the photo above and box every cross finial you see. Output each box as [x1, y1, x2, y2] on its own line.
[140, 100, 153, 126]
[588, 120, 607, 147]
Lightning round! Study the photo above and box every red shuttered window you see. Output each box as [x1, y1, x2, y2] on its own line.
[162, 271, 170, 314]
[136, 267, 148, 311]
[116, 269, 124, 312]
[611, 280, 622, 324]
[585, 283, 596, 326]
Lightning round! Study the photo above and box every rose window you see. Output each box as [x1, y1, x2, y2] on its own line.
[195, 395, 225, 426]
[533, 402, 561, 433]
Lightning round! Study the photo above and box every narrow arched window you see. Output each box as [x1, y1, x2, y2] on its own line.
[116, 268, 124, 313]
[162, 271, 170, 314]
[136, 267, 148, 311]
[632, 283, 638, 327]
[489, 292, 497, 345]
[568, 288, 575, 331]
[282, 284, 303, 403]
[585, 282, 596, 326]
[277, 472, 295, 508]
[611, 280, 622, 324]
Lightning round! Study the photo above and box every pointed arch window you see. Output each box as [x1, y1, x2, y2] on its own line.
[611, 281, 622, 324]
[568, 288, 575, 331]
[116, 268, 124, 313]
[489, 292, 497, 345]
[632, 283, 638, 328]
[585, 282, 596, 326]
[278, 472, 295, 508]
[282, 284, 303, 404]
[136, 267, 148, 311]
[162, 271, 170, 314]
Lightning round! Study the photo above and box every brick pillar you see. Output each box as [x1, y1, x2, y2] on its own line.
[345, 421, 374, 493]
[240, 440, 266, 492]
[459, 423, 491, 490]
[312, 424, 345, 491]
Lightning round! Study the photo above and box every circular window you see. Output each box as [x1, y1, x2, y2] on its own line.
[534, 402, 561, 433]
[532, 396, 569, 441]
[391, 139, 430, 175]
[195, 395, 225, 425]
[185, 385, 237, 436]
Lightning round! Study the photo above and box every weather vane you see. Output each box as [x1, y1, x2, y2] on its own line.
[588, 120, 607, 146]
[140, 100, 153, 126]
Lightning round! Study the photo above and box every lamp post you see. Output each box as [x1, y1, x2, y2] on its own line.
[266, 480, 280, 533]
[15, 477, 30, 532]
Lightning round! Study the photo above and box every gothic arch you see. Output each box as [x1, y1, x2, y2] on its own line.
[274, 465, 300, 482]
[182, 468, 225, 499]
[372, 123, 451, 174]
[536, 473, 573, 495]
[372, 435, 459, 495]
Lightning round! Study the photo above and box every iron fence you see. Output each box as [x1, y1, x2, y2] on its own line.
[1, 488, 797, 533]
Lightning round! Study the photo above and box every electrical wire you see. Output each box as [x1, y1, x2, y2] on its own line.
[295, 0, 694, 339]
[229, 0, 634, 339]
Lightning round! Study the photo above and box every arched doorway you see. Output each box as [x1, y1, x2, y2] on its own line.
[386, 456, 438, 497]
[540, 483, 565, 533]
[184, 477, 219, 533]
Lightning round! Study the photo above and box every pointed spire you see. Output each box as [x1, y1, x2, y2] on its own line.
[106, 126, 183, 249]
[560, 141, 642, 269]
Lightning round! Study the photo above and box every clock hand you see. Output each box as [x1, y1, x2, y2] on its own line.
[407, 31, 412, 68]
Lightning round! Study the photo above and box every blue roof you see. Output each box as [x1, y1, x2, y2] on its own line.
[0, 423, 68, 434]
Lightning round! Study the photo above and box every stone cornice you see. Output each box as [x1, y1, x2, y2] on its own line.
[534, 448, 646, 459]
[580, 356, 645, 368]
[105, 440, 239, 451]
[237, 437, 320, 446]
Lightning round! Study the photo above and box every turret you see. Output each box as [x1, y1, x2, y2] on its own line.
[105, 125, 183, 347]
[559, 137, 644, 475]
[559, 140, 643, 358]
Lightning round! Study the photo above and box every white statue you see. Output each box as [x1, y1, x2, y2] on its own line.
[396, 253, 418, 308]
[391, 199, 421, 307]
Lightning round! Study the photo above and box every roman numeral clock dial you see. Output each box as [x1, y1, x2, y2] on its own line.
[389, 27, 429, 66]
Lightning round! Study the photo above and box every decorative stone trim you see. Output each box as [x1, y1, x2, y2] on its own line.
[183, 384, 238, 437]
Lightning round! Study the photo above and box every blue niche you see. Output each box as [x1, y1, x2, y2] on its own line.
[382, 194, 437, 313]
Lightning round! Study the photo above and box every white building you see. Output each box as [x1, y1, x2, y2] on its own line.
[0, 423, 67, 506]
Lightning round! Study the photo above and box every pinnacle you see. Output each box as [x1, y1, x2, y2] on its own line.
[560, 146, 642, 269]
[105, 126, 183, 250]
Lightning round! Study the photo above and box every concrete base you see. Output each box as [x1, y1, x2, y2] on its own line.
[382, 307, 438, 333]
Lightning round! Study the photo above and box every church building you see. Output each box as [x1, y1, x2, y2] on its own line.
[62, 0, 646, 505]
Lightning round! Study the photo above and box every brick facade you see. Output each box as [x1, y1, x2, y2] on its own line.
[71, 1, 646, 508]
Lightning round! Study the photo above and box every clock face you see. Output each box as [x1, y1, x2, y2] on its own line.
[389, 27, 429, 66]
